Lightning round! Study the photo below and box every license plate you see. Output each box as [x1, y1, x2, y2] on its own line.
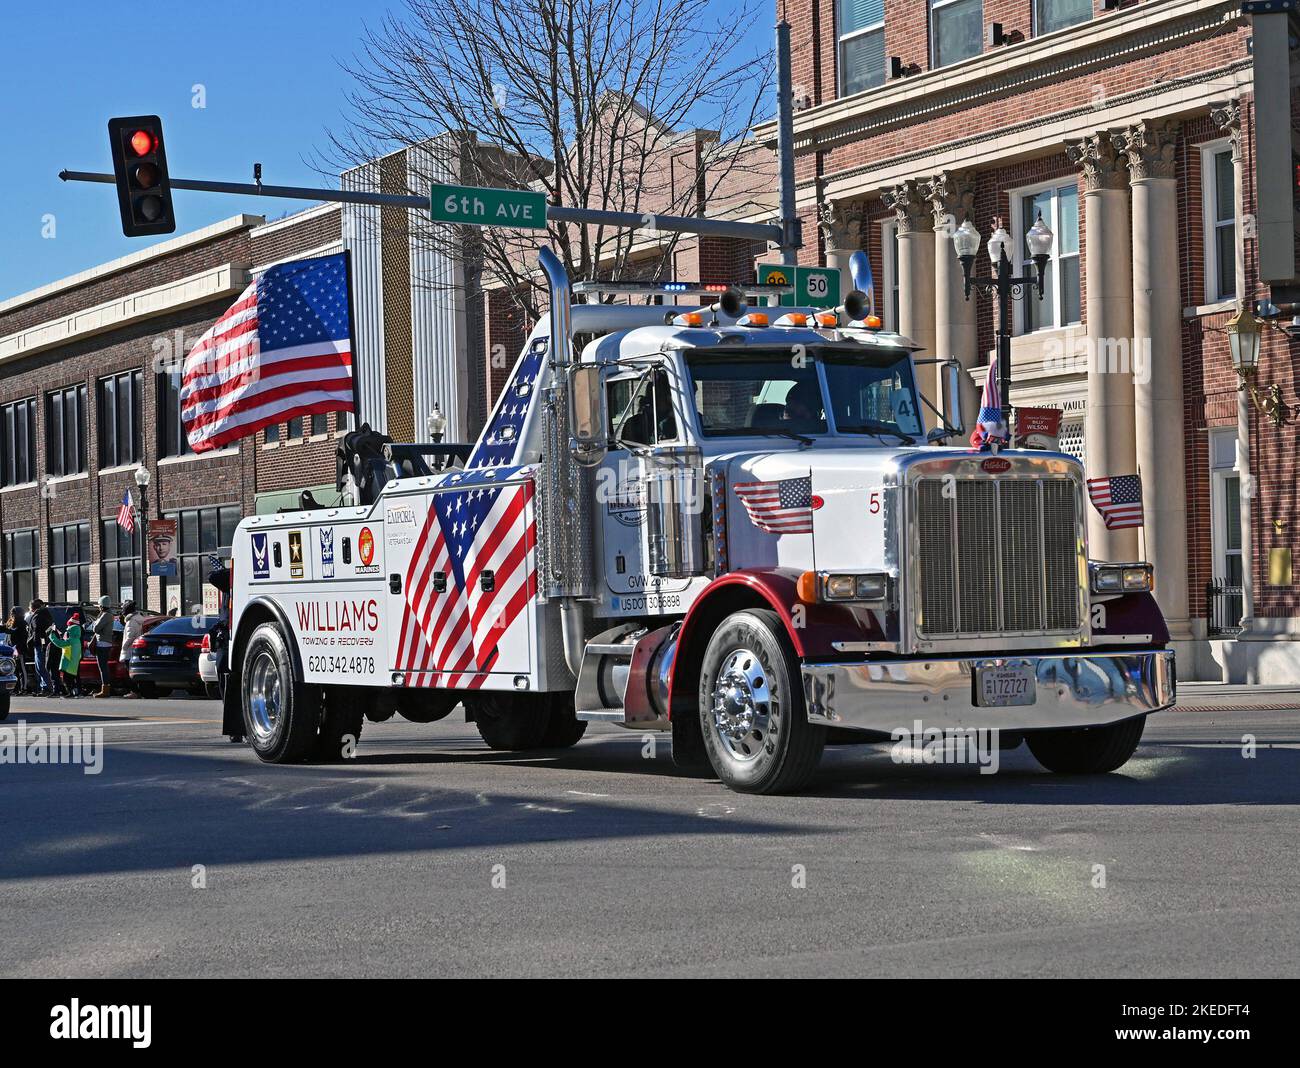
[976, 664, 1036, 707]
[157, 644, 174, 657]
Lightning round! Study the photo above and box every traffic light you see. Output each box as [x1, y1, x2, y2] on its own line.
[107, 115, 175, 237]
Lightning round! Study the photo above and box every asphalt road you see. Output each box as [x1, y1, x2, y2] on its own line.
[1, 690, 1297, 978]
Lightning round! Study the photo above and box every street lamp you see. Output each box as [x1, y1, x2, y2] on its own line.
[1225, 304, 1262, 376]
[134, 464, 150, 612]
[426, 402, 446, 443]
[957, 213, 1054, 444]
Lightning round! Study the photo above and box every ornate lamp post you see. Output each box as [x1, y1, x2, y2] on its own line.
[954, 214, 1054, 440]
[134, 464, 151, 612]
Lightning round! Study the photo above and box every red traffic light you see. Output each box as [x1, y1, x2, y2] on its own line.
[129, 129, 156, 157]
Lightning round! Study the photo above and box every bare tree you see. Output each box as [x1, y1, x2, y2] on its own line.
[323, 0, 775, 320]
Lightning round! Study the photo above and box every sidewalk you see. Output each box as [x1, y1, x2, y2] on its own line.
[1175, 682, 1300, 712]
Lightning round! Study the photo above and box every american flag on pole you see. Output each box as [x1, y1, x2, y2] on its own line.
[179, 253, 354, 453]
[970, 359, 1007, 448]
[393, 470, 538, 687]
[734, 475, 815, 534]
[1088, 474, 1145, 529]
[116, 489, 135, 533]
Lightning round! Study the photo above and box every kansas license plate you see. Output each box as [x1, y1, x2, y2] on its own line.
[157, 644, 174, 657]
[976, 664, 1036, 707]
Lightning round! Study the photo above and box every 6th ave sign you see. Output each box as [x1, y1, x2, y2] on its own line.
[430, 183, 547, 229]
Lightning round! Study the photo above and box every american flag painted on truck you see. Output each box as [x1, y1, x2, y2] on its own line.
[392, 467, 537, 688]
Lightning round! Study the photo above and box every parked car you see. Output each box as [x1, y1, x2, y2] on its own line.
[129, 615, 221, 698]
[77, 612, 168, 694]
[198, 624, 226, 699]
[0, 640, 16, 720]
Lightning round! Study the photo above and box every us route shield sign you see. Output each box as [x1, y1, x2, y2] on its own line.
[757, 263, 840, 308]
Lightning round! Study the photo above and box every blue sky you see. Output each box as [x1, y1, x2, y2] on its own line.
[1, 1, 772, 303]
[0, 0, 375, 300]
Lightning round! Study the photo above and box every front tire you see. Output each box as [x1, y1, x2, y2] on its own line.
[698, 609, 825, 794]
[1026, 715, 1146, 774]
[240, 623, 319, 764]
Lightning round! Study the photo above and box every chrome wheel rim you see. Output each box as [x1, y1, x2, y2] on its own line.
[247, 650, 282, 744]
[710, 646, 775, 762]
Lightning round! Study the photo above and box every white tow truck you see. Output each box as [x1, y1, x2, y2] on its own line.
[221, 247, 1175, 793]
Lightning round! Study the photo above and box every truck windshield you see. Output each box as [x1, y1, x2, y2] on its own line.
[684, 349, 923, 439]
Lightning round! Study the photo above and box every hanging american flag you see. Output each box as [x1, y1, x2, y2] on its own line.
[393, 471, 537, 687]
[970, 359, 1007, 448]
[179, 252, 354, 453]
[116, 489, 135, 533]
[734, 475, 815, 534]
[1088, 474, 1144, 529]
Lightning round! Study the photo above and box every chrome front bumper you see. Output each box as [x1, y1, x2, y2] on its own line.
[802, 649, 1175, 734]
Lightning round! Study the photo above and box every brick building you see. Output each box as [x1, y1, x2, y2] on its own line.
[0, 206, 353, 617]
[764, 0, 1300, 681]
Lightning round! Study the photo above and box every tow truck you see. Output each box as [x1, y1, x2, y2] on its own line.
[221, 247, 1175, 793]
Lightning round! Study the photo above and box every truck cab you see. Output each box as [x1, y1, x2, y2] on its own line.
[224, 248, 1175, 794]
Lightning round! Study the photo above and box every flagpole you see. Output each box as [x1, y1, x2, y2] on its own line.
[343, 248, 361, 430]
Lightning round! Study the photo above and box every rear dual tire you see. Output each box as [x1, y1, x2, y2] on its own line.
[472, 691, 587, 751]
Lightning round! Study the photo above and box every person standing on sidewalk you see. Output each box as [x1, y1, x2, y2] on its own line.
[119, 600, 145, 699]
[90, 596, 115, 698]
[2, 607, 31, 694]
[48, 612, 84, 698]
[28, 599, 54, 696]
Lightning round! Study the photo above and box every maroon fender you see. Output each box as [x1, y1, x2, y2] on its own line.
[1089, 590, 1170, 646]
[666, 568, 888, 722]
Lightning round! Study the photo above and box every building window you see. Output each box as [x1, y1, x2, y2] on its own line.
[265, 423, 281, 444]
[98, 370, 143, 469]
[1035, 0, 1091, 36]
[1015, 182, 1080, 333]
[46, 384, 88, 478]
[164, 505, 241, 614]
[880, 219, 900, 332]
[1, 398, 37, 487]
[1209, 428, 1243, 622]
[101, 519, 142, 605]
[2, 529, 39, 611]
[48, 522, 91, 603]
[931, 0, 982, 68]
[311, 413, 328, 436]
[158, 370, 194, 458]
[839, 0, 885, 96]
[1202, 141, 1237, 304]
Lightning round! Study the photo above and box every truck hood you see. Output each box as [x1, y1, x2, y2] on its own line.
[719, 447, 918, 574]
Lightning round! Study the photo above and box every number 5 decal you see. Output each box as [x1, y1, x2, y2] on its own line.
[868, 490, 882, 515]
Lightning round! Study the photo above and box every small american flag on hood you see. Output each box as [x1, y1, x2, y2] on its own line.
[734, 476, 815, 534]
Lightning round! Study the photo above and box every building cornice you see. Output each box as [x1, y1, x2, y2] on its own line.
[756, 0, 1243, 153]
[0, 262, 251, 367]
[0, 214, 263, 317]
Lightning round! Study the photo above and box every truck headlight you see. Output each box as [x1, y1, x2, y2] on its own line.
[798, 570, 892, 605]
[1089, 562, 1153, 594]
[0, 656, 13, 676]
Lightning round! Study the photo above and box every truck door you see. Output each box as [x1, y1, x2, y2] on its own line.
[596, 364, 693, 616]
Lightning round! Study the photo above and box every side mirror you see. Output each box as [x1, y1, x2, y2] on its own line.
[942, 360, 966, 438]
[568, 364, 607, 458]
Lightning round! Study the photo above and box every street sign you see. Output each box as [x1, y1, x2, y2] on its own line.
[429, 183, 547, 229]
[757, 263, 840, 308]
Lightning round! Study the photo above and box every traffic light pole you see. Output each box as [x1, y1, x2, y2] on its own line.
[58, 169, 785, 246]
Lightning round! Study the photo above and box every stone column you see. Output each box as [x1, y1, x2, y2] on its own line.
[1118, 118, 1191, 641]
[926, 171, 980, 431]
[1211, 99, 1256, 632]
[1066, 131, 1138, 562]
[883, 180, 938, 417]
[818, 198, 866, 310]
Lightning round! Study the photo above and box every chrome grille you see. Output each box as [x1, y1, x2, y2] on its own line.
[915, 477, 1081, 639]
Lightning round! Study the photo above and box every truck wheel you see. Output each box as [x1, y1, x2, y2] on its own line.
[698, 609, 825, 794]
[472, 692, 551, 750]
[313, 688, 364, 762]
[539, 693, 587, 748]
[241, 622, 319, 764]
[1026, 715, 1146, 774]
